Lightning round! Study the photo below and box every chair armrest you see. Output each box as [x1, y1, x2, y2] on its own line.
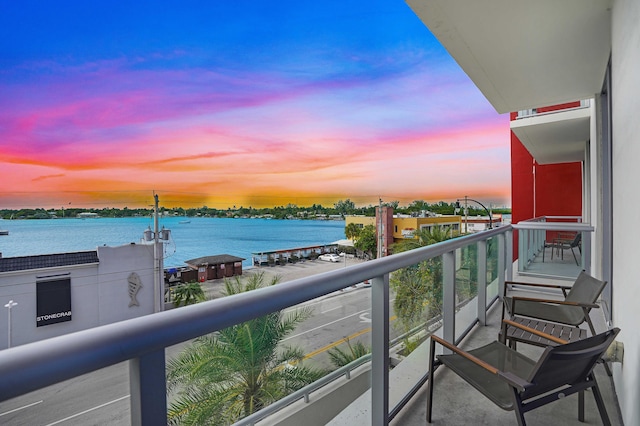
[504, 281, 571, 291]
[430, 335, 499, 374]
[498, 371, 531, 392]
[503, 319, 568, 345]
[510, 296, 599, 309]
[431, 334, 532, 393]
[503, 280, 571, 298]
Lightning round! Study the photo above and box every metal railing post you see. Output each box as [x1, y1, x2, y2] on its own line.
[371, 273, 389, 426]
[517, 228, 525, 272]
[505, 229, 513, 282]
[497, 233, 506, 301]
[582, 231, 592, 274]
[443, 251, 456, 348]
[477, 240, 488, 325]
[130, 349, 167, 426]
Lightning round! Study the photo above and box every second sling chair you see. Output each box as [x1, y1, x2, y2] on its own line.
[427, 320, 619, 426]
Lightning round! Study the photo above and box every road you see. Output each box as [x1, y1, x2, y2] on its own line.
[0, 285, 400, 425]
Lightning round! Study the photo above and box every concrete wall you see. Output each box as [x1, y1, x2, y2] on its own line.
[96, 244, 156, 324]
[611, 0, 640, 423]
[262, 365, 370, 426]
[0, 243, 155, 350]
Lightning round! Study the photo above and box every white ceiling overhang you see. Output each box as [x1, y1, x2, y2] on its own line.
[406, 0, 612, 114]
[510, 106, 591, 164]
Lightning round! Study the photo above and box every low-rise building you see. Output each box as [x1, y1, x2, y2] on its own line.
[345, 209, 462, 251]
[0, 243, 156, 350]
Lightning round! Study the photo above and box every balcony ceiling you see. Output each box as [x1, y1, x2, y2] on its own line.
[406, 0, 612, 114]
[510, 107, 590, 164]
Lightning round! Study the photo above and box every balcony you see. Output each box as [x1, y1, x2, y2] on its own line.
[510, 100, 591, 165]
[0, 225, 620, 425]
[513, 216, 592, 280]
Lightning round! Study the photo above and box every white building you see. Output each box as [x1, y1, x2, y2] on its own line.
[0, 243, 156, 350]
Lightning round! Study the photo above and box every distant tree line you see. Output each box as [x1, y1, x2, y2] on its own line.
[0, 199, 510, 220]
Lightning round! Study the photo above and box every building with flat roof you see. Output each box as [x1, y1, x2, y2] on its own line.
[0, 243, 156, 349]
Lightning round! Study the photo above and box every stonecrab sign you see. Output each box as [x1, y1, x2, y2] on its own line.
[36, 278, 72, 327]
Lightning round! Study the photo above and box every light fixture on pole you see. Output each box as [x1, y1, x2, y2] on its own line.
[4, 300, 17, 348]
[455, 196, 493, 232]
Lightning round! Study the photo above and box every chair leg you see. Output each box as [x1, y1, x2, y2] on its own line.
[590, 375, 612, 426]
[578, 390, 585, 422]
[511, 390, 527, 426]
[571, 247, 579, 265]
[426, 338, 436, 423]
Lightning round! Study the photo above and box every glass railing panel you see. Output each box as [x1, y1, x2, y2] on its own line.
[455, 245, 479, 341]
[389, 254, 443, 361]
[514, 217, 590, 279]
[166, 270, 374, 426]
[0, 363, 132, 425]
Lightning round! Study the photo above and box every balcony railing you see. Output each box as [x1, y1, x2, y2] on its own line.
[0, 226, 513, 425]
[515, 99, 591, 119]
[513, 216, 592, 279]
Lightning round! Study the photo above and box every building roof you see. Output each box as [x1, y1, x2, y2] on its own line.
[0, 251, 100, 273]
[185, 254, 245, 266]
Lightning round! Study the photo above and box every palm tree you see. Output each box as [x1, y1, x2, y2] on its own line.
[166, 271, 324, 425]
[171, 281, 206, 307]
[390, 226, 455, 333]
[344, 222, 361, 242]
[327, 338, 370, 368]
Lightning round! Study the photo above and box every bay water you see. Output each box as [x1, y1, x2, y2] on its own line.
[0, 217, 346, 268]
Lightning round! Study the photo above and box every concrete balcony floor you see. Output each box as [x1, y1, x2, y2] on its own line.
[390, 294, 622, 425]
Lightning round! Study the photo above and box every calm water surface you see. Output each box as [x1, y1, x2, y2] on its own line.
[0, 217, 346, 268]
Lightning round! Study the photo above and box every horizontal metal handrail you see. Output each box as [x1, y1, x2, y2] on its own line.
[513, 219, 593, 232]
[0, 225, 512, 412]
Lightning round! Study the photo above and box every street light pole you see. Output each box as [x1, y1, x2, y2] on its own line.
[456, 196, 493, 231]
[4, 300, 17, 348]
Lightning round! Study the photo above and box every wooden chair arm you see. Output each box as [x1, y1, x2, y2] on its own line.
[431, 334, 532, 392]
[502, 319, 568, 345]
[510, 296, 599, 309]
[430, 335, 499, 374]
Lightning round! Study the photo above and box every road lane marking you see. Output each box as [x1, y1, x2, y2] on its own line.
[44, 395, 129, 426]
[281, 308, 371, 342]
[301, 327, 372, 361]
[0, 400, 43, 417]
[289, 312, 401, 364]
[320, 305, 342, 314]
[359, 312, 371, 323]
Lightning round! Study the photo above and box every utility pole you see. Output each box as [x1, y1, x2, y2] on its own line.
[464, 195, 469, 234]
[153, 193, 161, 313]
[377, 198, 384, 259]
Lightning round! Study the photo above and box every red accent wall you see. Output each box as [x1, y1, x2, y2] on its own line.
[510, 132, 582, 260]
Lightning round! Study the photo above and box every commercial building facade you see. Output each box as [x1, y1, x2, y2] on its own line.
[0, 244, 156, 350]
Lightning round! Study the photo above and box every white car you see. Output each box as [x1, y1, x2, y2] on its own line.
[319, 253, 341, 262]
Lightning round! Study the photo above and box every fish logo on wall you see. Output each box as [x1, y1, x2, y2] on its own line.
[128, 273, 143, 307]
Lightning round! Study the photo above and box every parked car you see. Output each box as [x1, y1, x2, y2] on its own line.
[319, 253, 341, 262]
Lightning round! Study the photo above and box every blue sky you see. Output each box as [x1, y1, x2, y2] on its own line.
[0, 1, 510, 209]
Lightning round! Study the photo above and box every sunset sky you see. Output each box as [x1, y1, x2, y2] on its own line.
[0, 1, 510, 210]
